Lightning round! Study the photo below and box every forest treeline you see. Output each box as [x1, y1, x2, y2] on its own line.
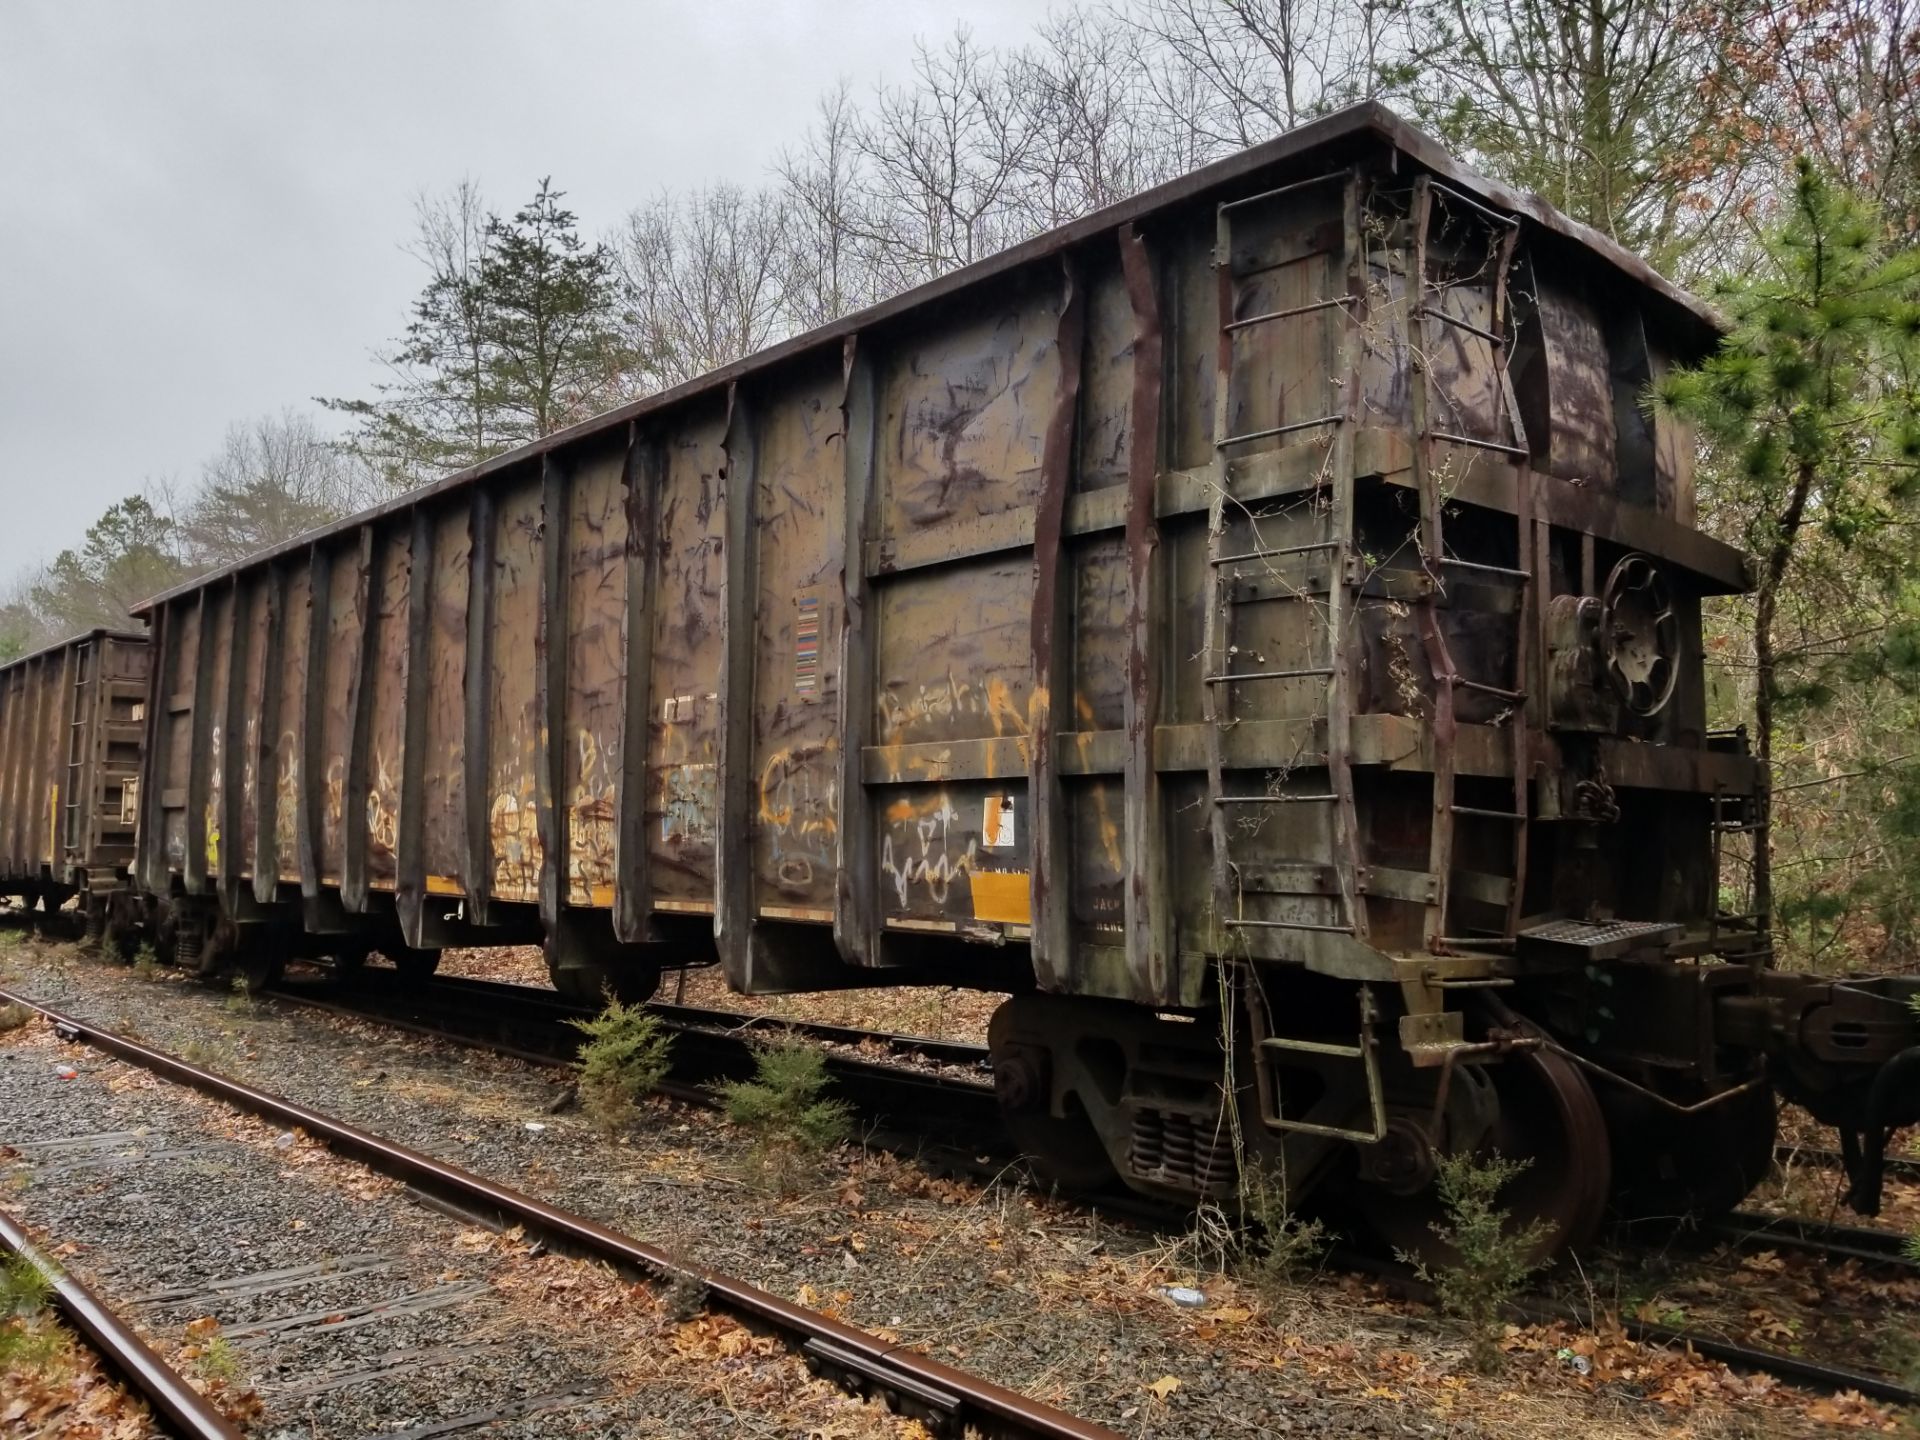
[3, 0, 1916, 967]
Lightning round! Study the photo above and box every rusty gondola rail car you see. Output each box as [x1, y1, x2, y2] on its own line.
[128, 103, 1920, 1254]
[0, 628, 148, 931]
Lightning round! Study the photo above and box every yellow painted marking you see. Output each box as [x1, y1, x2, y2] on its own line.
[425, 874, 464, 896]
[969, 869, 1032, 926]
[757, 905, 832, 924]
[654, 898, 715, 915]
[589, 883, 615, 908]
[48, 785, 58, 862]
[886, 916, 959, 934]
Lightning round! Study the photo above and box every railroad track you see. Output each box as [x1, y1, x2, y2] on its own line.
[261, 969, 1920, 1411]
[268, 968, 1011, 1176]
[0, 985, 1118, 1440]
[1777, 1140, 1920, 1183]
[1703, 1209, 1918, 1269]
[0, 1209, 242, 1440]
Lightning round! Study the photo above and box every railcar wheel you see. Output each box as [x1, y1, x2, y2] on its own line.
[382, 946, 442, 984]
[1355, 1045, 1610, 1265]
[328, 944, 371, 980]
[236, 946, 285, 993]
[1001, 1091, 1119, 1194]
[551, 962, 659, 1006]
[988, 1007, 1122, 1194]
[1607, 1082, 1777, 1222]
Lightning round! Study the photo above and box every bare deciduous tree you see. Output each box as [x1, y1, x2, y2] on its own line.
[618, 184, 793, 389]
[180, 411, 380, 567]
[1120, 0, 1408, 153]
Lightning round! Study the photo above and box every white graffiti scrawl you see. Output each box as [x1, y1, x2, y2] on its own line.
[879, 794, 976, 909]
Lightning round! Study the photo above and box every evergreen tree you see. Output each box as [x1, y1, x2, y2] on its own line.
[323, 179, 631, 493]
[1655, 160, 1920, 937]
[473, 178, 632, 439]
[31, 497, 192, 634]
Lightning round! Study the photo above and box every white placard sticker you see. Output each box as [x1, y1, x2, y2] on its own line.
[982, 795, 1015, 848]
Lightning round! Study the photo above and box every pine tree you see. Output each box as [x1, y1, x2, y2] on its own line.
[323, 180, 631, 493]
[1655, 160, 1920, 939]
[472, 179, 631, 440]
[31, 497, 192, 634]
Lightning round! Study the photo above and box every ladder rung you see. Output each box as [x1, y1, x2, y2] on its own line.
[1233, 920, 1358, 935]
[1218, 169, 1348, 216]
[1417, 306, 1505, 347]
[1426, 179, 1521, 230]
[1451, 805, 1525, 820]
[1224, 296, 1346, 333]
[1205, 667, 1335, 684]
[1451, 676, 1527, 702]
[1259, 1034, 1365, 1056]
[1212, 541, 1339, 565]
[1438, 557, 1530, 580]
[1429, 430, 1528, 458]
[1218, 415, 1342, 448]
[1216, 793, 1338, 805]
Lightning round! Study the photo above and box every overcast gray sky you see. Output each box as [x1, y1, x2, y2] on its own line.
[0, 0, 1048, 580]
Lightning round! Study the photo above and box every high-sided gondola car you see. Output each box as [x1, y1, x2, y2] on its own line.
[130, 104, 1918, 1254]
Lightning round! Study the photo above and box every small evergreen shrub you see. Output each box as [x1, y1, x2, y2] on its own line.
[715, 1036, 851, 1194]
[569, 995, 674, 1137]
[1403, 1150, 1552, 1373]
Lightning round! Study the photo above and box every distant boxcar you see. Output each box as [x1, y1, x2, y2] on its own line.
[0, 629, 148, 928]
[130, 104, 1917, 1251]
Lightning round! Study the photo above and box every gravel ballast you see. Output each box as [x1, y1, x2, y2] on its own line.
[0, 938, 1858, 1437]
[0, 993, 925, 1437]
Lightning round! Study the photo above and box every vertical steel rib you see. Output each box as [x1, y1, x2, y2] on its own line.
[1027, 257, 1086, 991]
[613, 423, 658, 946]
[1117, 223, 1170, 999]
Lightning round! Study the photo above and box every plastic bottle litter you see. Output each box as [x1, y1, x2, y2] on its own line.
[1161, 1286, 1207, 1308]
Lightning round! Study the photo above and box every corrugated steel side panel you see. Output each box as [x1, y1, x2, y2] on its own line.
[132, 115, 1750, 1007]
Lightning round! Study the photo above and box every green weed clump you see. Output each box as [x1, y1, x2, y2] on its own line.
[716, 1037, 851, 1194]
[0, 1003, 31, 1035]
[131, 944, 160, 981]
[0, 1254, 52, 1315]
[1403, 1151, 1552, 1373]
[569, 995, 674, 1137]
[1237, 1158, 1327, 1292]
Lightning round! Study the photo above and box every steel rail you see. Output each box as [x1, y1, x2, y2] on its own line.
[312, 969, 996, 1072]
[1336, 1247, 1920, 1408]
[268, 971, 1004, 1147]
[1705, 1209, 1918, 1269]
[1777, 1141, 1920, 1183]
[0, 1208, 244, 1440]
[0, 986, 1114, 1440]
[1525, 1298, 1920, 1408]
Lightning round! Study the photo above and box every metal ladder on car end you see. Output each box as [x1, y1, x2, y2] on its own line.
[1206, 172, 1389, 1143]
[1203, 169, 1372, 952]
[1406, 175, 1535, 956]
[60, 638, 94, 865]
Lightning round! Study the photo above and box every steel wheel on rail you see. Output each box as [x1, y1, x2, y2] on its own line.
[1354, 1044, 1611, 1266]
[379, 945, 442, 985]
[1001, 1090, 1121, 1194]
[1606, 1081, 1777, 1223]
